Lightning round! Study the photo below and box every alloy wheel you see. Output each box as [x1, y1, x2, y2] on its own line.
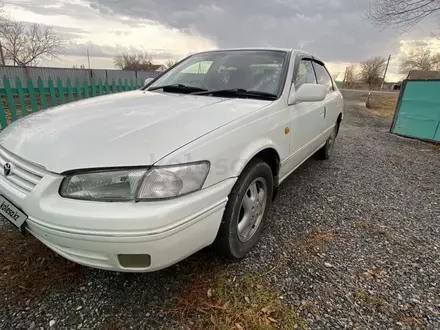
[237, 177, 268, 242]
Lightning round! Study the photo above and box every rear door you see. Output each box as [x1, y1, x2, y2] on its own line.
[312, 60, 341, 136]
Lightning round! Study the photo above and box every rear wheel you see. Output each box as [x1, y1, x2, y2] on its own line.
[314, 124, 338, 160]
[214, 159, 273, 259]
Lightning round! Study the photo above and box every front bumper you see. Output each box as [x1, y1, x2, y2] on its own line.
[1, 169, 236, 272]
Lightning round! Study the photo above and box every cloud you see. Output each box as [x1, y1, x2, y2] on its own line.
[5, 0, 440, 78]
[86, 0, 405, 63]
[4, 1, 217, 61]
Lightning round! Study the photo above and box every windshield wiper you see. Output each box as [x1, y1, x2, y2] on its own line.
[148, 84, 208, 92]
[191, 88, 277, 100]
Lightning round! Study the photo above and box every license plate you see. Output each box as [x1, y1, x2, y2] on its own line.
[0, 195, 28, 229]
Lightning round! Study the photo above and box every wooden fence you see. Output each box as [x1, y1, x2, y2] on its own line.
[0, 76, 146, 129]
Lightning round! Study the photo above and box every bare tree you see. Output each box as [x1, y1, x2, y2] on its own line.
[0, 4, 6, 65]
[431, 52, 440, 70]
[343, 64, 357, 88]
[399, 49, 439, 73]
[359, 56, 387, 89]
[72, 64, 86, 69]
[0, 15, 64, 66]
[113, 52, 155, 71]
[165, 59, 178, 68]
[367, 1, 440, 33]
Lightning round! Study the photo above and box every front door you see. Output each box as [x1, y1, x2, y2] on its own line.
[284, 58, 326, 174]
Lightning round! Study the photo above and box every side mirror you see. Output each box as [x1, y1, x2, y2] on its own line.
[289, 83, 327, 104]
[144, 78, 153, 86]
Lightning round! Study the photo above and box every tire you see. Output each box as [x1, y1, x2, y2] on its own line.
[214, 159, 274, 259]
[314, 124, 338, 160]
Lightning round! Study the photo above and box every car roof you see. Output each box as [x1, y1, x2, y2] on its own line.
[193, 47, 325, 65]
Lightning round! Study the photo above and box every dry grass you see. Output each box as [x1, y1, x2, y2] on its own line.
[359, 221, 392, 241]
[104, 316, 124, 330]
[355, 289, 423, 327]
[361, 268, 383, 281]
[167, 232, 338, 328]
[170, 259, 306, 330]
[299, 232, 341, 249]
[364, 94, 398, 118]
[0, 226, 84, 306]
[296, 231, 341, 261]
[397, 316, 423, 327]
[355, 289, 389, 309]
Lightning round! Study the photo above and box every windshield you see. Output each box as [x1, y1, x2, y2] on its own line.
[146, 50, 288, 98]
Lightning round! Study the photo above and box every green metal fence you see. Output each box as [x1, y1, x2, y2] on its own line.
[335, 81, 343, 89]
[0, 76, 145, 129]
[391, 79, 440, 143]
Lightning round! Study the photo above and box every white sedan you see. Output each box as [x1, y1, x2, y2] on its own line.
[0, 48, 343, 272]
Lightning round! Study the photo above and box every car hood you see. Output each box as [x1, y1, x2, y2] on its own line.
[0, 90, 270, 173]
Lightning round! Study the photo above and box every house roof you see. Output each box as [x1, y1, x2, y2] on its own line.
[150, 64, 165, 70]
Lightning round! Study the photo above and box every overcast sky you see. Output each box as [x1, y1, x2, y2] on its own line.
[4, 0, 440, 81]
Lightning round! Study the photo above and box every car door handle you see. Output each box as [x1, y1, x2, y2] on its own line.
[320, 106, 326, 117]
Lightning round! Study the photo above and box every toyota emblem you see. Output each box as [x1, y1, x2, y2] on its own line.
[3, 163, 11, 176]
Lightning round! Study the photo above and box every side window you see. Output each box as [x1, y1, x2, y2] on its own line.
[312, 61, 334, 92]
[294, 59, 316, 90]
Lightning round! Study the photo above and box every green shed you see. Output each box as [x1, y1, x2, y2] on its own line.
[391, 78, 440, 143]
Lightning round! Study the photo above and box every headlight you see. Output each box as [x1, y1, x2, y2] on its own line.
[59, 162, 210, 201]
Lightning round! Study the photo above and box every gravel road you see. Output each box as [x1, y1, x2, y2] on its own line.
[1, 91, 439, 329]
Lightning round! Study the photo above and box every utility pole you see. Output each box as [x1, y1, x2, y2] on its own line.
[0, 41, 5, 66]
[381, 54, 391, 91]
[86, 48, 92, 83]
[87, 49, 91, 70]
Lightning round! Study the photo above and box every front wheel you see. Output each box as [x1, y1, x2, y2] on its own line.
[214, 159, 273, 259]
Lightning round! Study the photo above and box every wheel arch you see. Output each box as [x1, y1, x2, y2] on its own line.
[336, 112, 343, 134]
[236, 146, 281, 201]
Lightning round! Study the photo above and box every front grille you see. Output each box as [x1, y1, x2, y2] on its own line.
[0, 146, 46, 195]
